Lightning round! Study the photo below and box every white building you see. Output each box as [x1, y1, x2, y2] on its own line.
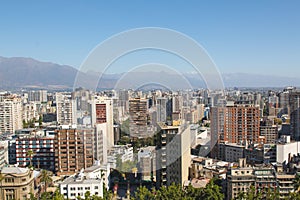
[56, 93, 76, 125]
[94, 123, 108, 164]
[0, 141, 9, 168]
[84, 162, 110, 190]
[91, 96, 114, 150]
[0, 96, 23, 134]
[28, 90, 47, 103]
[107, 145, 134, 169]
[277, 136, 300, 163]
[22, 102, 39, 123]
[59, 171, 103, 200]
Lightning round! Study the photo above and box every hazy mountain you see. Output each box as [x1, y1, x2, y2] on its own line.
[0, 56, 78, 89]
[0, 56, 299, 90]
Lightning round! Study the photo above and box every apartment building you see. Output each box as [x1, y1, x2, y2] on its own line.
[156, 123, 191, 188]
[55, 127, 94, 176]
[16, 136, 55, 171]
[210, 104, 260, 158]
[0, 95, 23, 134]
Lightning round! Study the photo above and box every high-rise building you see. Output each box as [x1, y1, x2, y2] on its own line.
[16, 136, 55, 171]
[156, 98, 167, 122]
[94, 123, 108, 164]
[172, 95, 182, 113]
[210, 104, 260, 158]
[91, 96, 114, 150]
[156, 123, 190, 188]
[129, 98, 148, 137]
[28, 90, 47, 102]
[56, 93, 76, 125]
[289, 91, 300, 141]
[0, 96, 23, 134]
[55, 127, 94, 176]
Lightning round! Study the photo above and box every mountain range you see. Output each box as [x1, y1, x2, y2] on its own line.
[0, 56, 299, 90]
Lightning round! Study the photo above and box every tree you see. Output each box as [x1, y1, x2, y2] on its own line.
[38, 115, 43, 126]
[27, 193, 37, 200]
[40, 170, 53, 193]
[103, 184, 113, 200]
[52, 189, 65, 200]
[202, 179, 224, 200]
[184, 184, 204, 199]
[84, 191, 91, 200]
[294, 174, 300, 192]
[27, 149, 34, 168]
[132, 186, 155, 200]
[40, 192, 52, 200]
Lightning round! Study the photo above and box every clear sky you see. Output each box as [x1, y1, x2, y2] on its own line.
[1, 0, 300, 77]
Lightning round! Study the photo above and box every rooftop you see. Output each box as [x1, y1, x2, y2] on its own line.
[1, 166, 29, 174]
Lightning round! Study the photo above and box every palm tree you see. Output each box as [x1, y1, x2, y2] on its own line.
[0, 173, 4, 200]
[40, 170, 52, 193]
[27, 149, 34, 168]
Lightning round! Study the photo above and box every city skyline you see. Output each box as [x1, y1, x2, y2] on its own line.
[0, 1, 300, 77]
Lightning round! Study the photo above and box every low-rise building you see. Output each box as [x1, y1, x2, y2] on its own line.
[0, 167, 35, 200]
[59, 171, 103, 200]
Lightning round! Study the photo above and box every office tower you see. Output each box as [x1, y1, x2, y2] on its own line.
[91, 96, 114, 150]
[118, 89, 129, 112]
[172, 95, 182, 113]
[72, 88, 92, 125]
[55, 127, 94, 176]
[289, 91, 300, 141]
[129, 98, 148, 137]
[28, 90, 47, 102]
[279, 91, 290, 116]
[0, 95, 23, 134]
[56, 93, 76, 125]
[16, 136, 55, 171]
[156, 98, 167, 122]
[210, 104, 260, 158]
[156, 123, 191, 188]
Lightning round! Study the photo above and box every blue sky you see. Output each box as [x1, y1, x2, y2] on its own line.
[1, 1, 300, 77]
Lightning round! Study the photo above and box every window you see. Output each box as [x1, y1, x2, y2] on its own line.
[95, 186, 98, 189]
[5, 178, 14, 183]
